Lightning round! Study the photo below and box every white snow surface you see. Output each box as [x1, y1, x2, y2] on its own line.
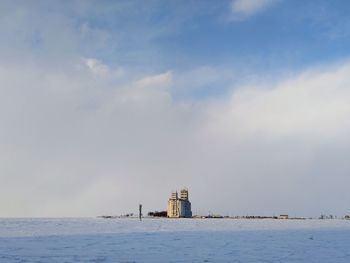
[0, 218, 350, 262]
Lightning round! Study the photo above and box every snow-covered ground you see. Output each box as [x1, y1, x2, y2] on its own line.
[0, 218, 350, 262]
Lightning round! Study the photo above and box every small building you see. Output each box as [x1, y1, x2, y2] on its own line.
[279, 214, 289, 219]
[167, 188, 192, 218]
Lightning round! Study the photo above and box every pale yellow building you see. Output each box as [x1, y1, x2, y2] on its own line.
[167, 191, 179, 217]
[167, 189, 192, 218]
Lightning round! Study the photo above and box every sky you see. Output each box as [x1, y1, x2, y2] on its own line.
[1, 0, 350, 217]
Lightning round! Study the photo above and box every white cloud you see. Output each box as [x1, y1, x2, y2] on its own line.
[84, 58, 110, 76]
[1, 59, 350, 217]
[172, 66, 234, 97]
[111, 71, 173, 106]
[206, 63, 350, 139]
[231, 0, 278, 18]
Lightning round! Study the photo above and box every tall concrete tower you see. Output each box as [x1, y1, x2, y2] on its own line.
[167, 188, 192, 218]
[167, 191, 179, 218]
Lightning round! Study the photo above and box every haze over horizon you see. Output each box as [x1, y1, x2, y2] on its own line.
[1, 0, 350, 217]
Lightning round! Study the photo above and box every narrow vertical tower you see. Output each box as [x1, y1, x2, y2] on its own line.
[139, 204, 142, 221]
[167, 191, 179, 218]
[179, 188, 192, 218]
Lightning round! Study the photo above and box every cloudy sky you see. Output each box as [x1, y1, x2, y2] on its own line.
[1, 0, 350, 217]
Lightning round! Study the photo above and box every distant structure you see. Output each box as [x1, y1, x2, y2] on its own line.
[167, 188, 192, 218]
[139, 204, 142, 221]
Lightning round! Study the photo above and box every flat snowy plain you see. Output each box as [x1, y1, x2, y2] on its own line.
[0, 218, 350, 262]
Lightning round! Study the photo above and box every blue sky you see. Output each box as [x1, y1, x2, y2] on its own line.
[5, 1, 350, 73]
[70, 1, 350, 64]
[57, 0, 350, 98]
[3, 0, 350, 97]
[69, 0, 350, 73]
[1, 0, 350, 217]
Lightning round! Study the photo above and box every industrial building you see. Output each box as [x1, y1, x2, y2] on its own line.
[167, 189, 192, 218]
